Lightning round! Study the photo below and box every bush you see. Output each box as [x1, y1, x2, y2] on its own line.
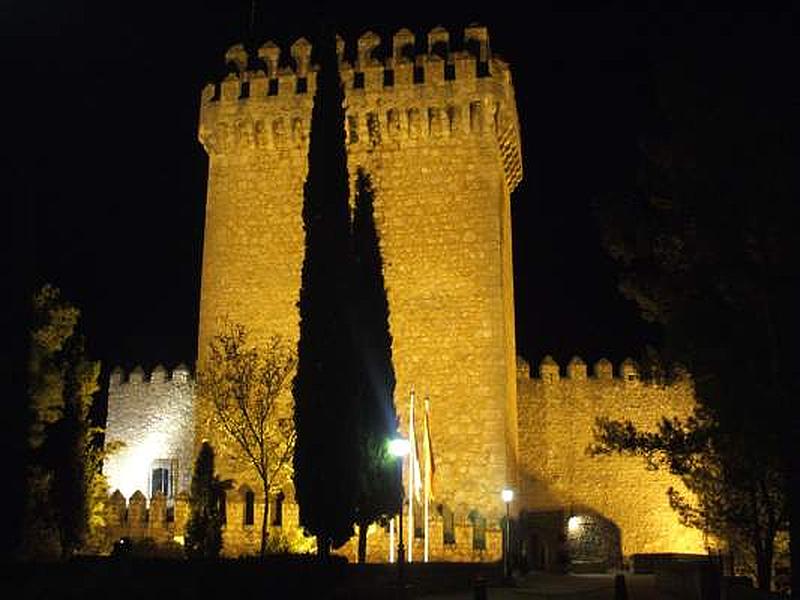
[111, 537, 185, 559]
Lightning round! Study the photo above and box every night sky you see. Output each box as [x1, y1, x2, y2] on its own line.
[4, 2, 786, 384]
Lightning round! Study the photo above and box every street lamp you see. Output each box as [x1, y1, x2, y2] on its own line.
[389, 437, 411, 583]
[501, 488, 514, 579]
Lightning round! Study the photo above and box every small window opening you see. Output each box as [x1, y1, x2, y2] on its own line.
[413, 66, 424, 84]
[267, 79, 279, 96]
[296, 77, 307, 94]
[444, 64, 455, 81]
[383, 69, 394, 87]
[353, 72, 365, 89]
[440, 504, 455, 545]
[244, 491, 255, 526]
[239, 81, 250, 99]
[272, 491, 285, 526]
[469, 510, 486, 551]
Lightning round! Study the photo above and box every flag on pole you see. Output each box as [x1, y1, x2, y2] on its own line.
[422, 396, 435, 562]
[408, 392, 422, 502]
[423, 397, 435, 500]
[407, 389, 420, 562]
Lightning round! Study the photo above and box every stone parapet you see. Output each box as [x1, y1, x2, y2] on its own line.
[104, 491, 500, 562]
[198, 26, 521, 194]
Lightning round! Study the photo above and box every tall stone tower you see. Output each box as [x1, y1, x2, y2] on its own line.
[197, 26, 523, 521]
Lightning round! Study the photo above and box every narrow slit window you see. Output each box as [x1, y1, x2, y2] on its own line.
[272, 491, 284, 526]
[244, 491, 255, 526]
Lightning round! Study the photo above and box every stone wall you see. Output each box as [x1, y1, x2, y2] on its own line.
[104, 365, 195, 498]
[104, 491, 500, 561]
[196, 26, 523, 521]
[516, 356, 706, 557]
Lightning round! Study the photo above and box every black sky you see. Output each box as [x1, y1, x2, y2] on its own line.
[4, 2, 788, 381]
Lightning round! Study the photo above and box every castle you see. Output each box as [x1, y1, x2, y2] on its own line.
[102, 26, 705, 565]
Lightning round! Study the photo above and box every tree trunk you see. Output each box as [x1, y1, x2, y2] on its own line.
[317, 535, 330, 561]
[260, 490, 270, 559]
[755, 533, 773, 591]
[357, 519, 368, 563]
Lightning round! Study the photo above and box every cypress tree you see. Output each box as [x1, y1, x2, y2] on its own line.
[185, 442, 228, 559]
[292, 25, 359, 559]
[352, 168, 402, 562]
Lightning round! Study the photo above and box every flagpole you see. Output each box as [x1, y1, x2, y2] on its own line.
[423, 397, 430, 562]
[408, 388, 415, 563]
[389, 517, 395, 563]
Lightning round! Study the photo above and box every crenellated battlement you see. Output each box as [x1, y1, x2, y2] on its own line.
[109, 363, 192, 387]
[198, 25, 522, 193]
[103, 489, 501, 561]
[515, 355, 673, 384]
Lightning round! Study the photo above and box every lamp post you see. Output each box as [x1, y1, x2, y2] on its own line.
[501, 488, 514, 579]
[389, 437, 411, 583]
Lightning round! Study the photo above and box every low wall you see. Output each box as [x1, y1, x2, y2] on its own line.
[103, 490, 502, 562]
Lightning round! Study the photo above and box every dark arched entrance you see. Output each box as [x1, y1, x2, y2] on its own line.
[566, 512, 622, 572]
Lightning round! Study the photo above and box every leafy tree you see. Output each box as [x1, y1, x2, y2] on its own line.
[185, 441, 230, 559]
[198, 321, 296, 558]
[591, 408, 787, 589]
[21, 285, 102, 559]
[48, 332, 101, 557]
[594, 52, 794, 590]
[292, 24, 360, 559]
[351, 168, 402, 562]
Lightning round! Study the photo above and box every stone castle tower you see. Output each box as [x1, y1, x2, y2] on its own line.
[102, 24, 706, 562]
[197, 26, 523, 520]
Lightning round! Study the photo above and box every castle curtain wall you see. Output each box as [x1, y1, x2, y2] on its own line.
[516, 357, 706, 557]
[103, 365, 195, 499]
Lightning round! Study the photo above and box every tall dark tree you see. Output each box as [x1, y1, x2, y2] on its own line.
[595, 46, 794, 590]
[21, 285, 102, 560]
[292, 25, 360, 559]
[185, 442, 230, 559]
[48, 332, 101, 557]
[351, 168, 402, 563]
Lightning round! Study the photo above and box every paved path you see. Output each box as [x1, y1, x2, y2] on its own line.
[418, 572, 658, 600]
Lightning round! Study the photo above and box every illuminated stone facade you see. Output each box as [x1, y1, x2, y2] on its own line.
[516, 357, 705, 562]
[102, 26, 704, 564]
[104, 365, 195, 500]
[196, 26, 522, 526]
